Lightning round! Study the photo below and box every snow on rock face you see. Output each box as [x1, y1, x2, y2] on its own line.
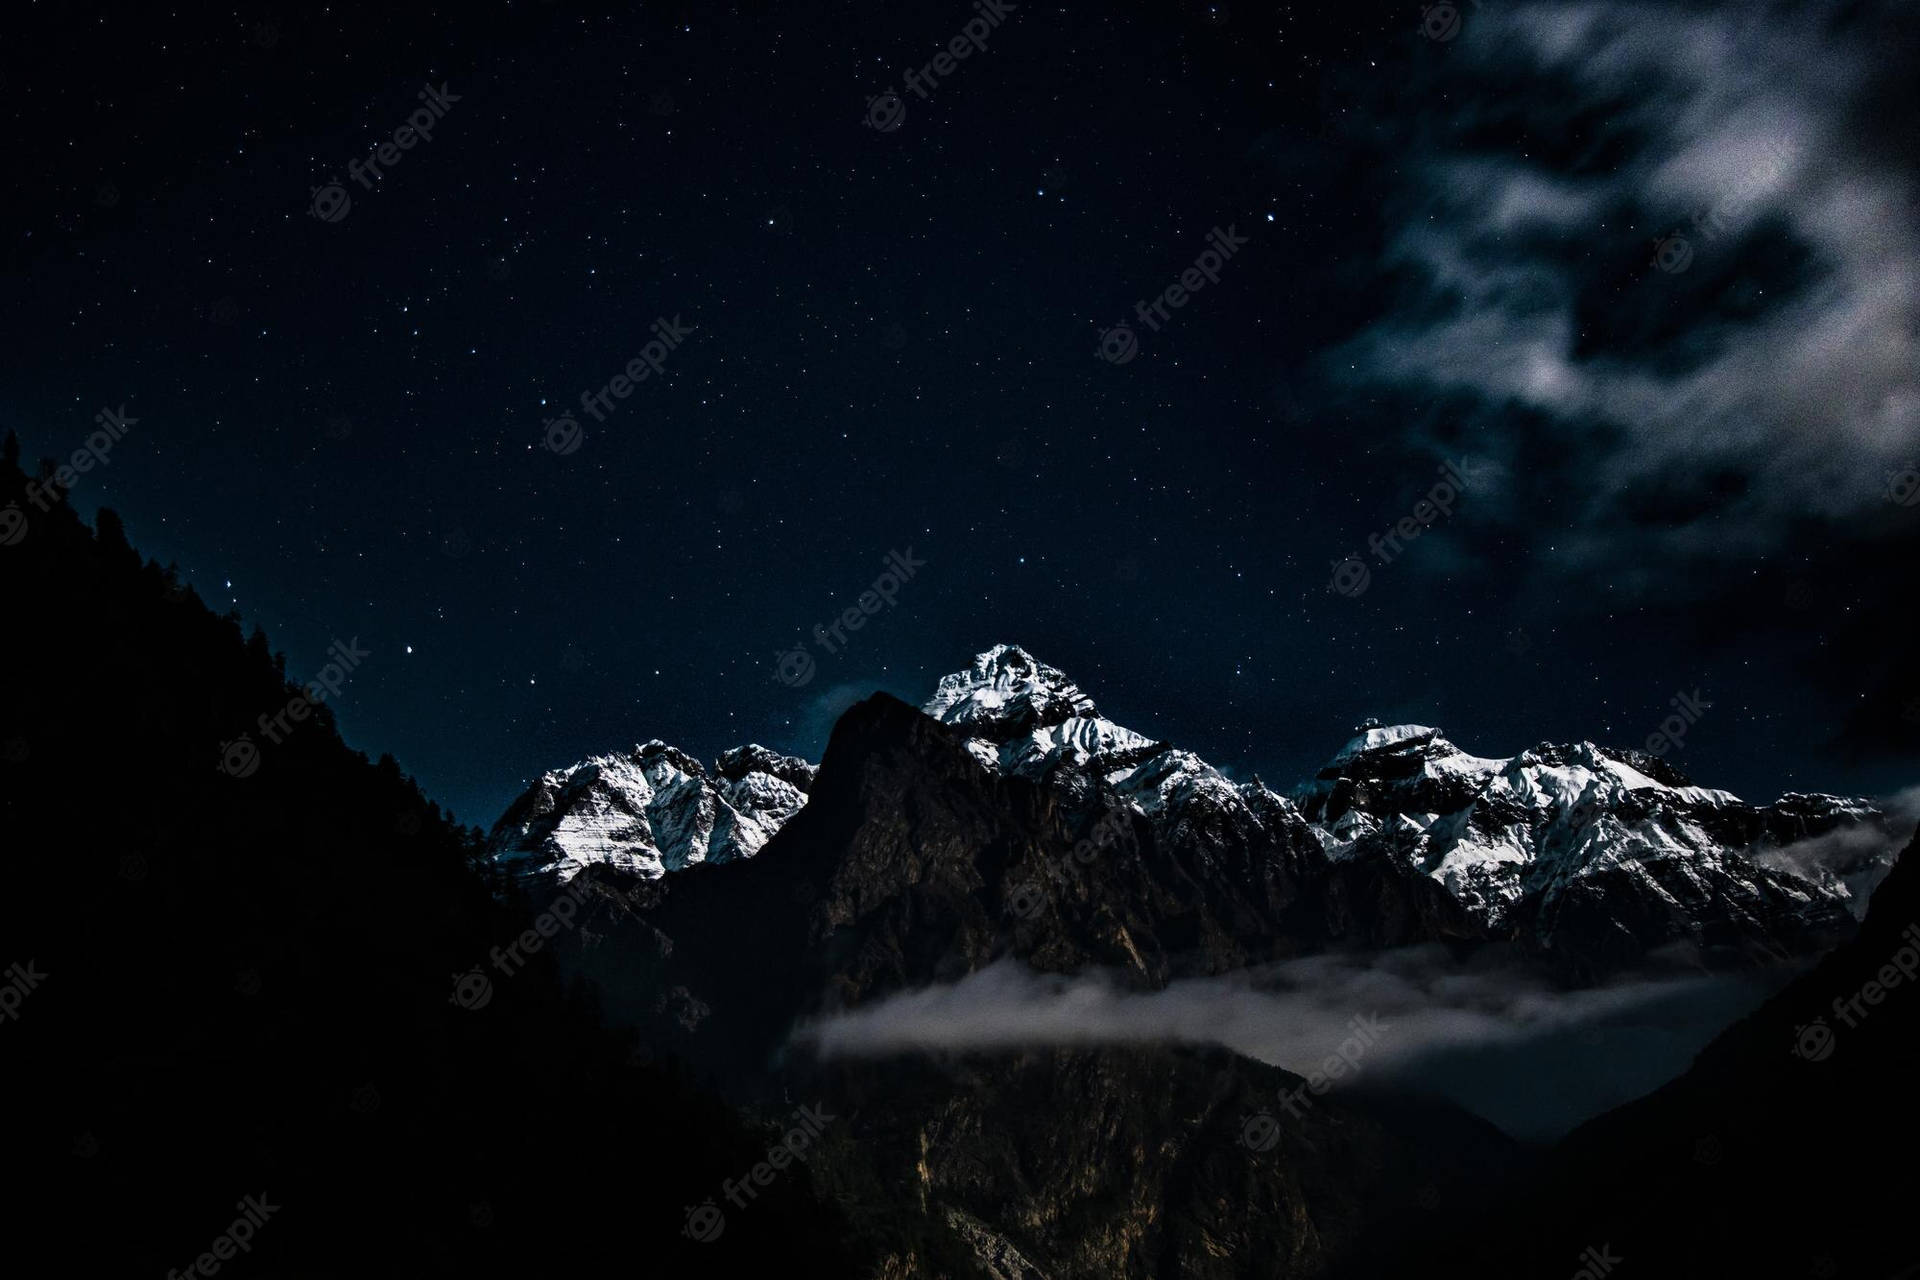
[1326, 722, 1446, 769]
[925, 655, 1896, 959]
[1297, 721, 1504, 815]
[922, 644, 1155, 768]
[923, 646, 1308, 851]
[487, 740, 812, 883]
[491, 644, 1898, 970]
[1298, 724, 1897, 938]
[715, 743, 817, 791]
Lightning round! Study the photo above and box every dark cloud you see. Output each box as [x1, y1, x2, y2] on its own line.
[1331, 0, 1920, 578]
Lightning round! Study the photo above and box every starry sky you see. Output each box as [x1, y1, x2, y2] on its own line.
[6, 0, 1918, 829]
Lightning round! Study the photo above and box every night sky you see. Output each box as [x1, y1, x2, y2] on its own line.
[7, 0, 1918, 829]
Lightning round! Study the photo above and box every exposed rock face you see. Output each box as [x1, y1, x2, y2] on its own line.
[497, 645, 1898, 1001]
[792, 1046, 1512, 1280]
[484, 650, 1907, 1280]
[1376, 823, 1920, 1280]
[916, 646, 1892, 974]
[1296, 722, 1893, 974]
[487, 739, 812, 882]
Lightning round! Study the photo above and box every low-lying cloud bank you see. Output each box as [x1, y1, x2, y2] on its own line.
[794, 946, 1795, 1139]
[796, 946, 1732, 1069]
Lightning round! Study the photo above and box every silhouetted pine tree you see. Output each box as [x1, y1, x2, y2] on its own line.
[0, 451, 861, 1278]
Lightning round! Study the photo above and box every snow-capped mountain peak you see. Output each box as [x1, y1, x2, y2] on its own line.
[1326, 721, 1446, 768]
[922, 650, 1896, 960]
[921, 648, 1315, 862]
[490, 644, 1898, 972]
[921, 644, 1160, 782]
[1298, 723, 1893, 941]
[487, 740, 813, 883]
[923, 644, 1099, 732]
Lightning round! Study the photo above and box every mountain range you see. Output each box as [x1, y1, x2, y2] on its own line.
[489, 643, 1898, 981]
[11, 443, 1917, 1278]
[474, 641, 1915, 1277]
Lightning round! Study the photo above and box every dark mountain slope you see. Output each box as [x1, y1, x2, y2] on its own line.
[545, 690, 1486, 1094]
[1367, 820, 1920, 1280]
[0, 446, 858, 1277]
[507, 644, 1896, 999]
[528, 690, 1518, 1277]
[791, 1045, 1512, 1280]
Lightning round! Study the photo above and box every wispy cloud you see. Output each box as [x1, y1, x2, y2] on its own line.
[1335, 0, 1920, 574]
[794, 946, 1787, 1136]
[1753, 785, 1920, 913]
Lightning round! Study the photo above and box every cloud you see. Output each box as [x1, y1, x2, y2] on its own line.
[794, 946, 1787, 1136]
[1333, 0, 1920, 575]
[799, 947, 1712, 1065]
[1753, 784, 1920, 914]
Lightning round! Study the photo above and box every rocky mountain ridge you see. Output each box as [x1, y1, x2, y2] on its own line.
[490, 644, 1898, 975]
